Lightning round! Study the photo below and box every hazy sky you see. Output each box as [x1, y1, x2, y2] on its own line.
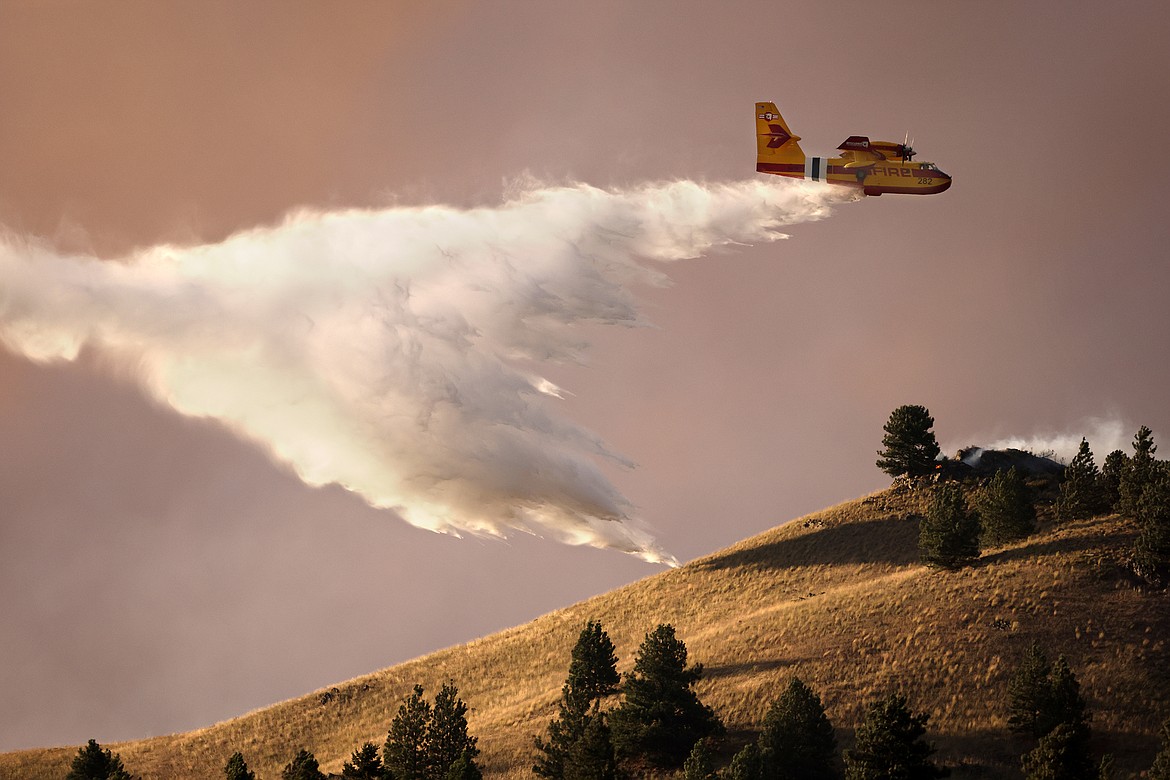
[2, 0, 1169, 752]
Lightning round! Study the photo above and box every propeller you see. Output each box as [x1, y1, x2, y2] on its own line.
[901, 132, 916, 162]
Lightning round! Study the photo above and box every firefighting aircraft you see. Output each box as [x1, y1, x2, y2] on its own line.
[755, 101, 951, 196]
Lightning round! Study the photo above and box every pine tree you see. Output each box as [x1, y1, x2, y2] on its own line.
[568, 620, 620, 701]
[67, 740, 133, 780]
[534, 621, 620, 779]
[844, 693, 948, 780]
[609, 624, 723, 769]
[1008, 643, 1053, 738]
[1149, 717, 1170, 780]
[1007, 646, 1091, 746]
[427, 681, 479, 778]
[724, 742, 766, 780]
[445, 750, 483, 780]
[1119, 426, 1159, 517]
[563, 710, 617, 780]
[1046, 656, 1091, 742]
[281, 749, 325, 780]
[758, 676, 837, 780]
[919, 482, 980, 568]
[342, 742, 382, 779]
[980, 467, 1038, 545]
[385, 685, 433, 780]
[877, 405, 942, 478]
[1099, 450, 1128, 512]
[1057, 439, 1102, 521]
[224, 751, 256, 780]
[1020, 723, 1093, 780]
[384, 683, 481, 780]
[682, 738, 718, 780]
[534, 688, 592, 779]
[1133, 472, 1170, 587]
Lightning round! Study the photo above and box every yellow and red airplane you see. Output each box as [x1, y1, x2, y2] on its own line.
[755, 101, 951, 196]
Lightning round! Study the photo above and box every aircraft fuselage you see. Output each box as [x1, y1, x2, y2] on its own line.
[756, 157, 952, 196]
[755, 102, 952, 196]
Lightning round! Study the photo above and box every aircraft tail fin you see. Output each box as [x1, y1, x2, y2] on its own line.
[756, 102, 806, 176]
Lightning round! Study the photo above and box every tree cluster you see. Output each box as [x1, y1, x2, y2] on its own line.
[535, 621, 722, 777]
[1054, 426, 1170, 587]
[1007, 643, 1095, 778]
[380, 682, 481, 780]
[878, 406, 1170, 587]
[214, 680, 480, 780]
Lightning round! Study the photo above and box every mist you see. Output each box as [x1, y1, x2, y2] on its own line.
[0, 178, 846, 564]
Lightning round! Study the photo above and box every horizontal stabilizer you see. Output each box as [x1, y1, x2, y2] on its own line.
[838, 136, 871, 152]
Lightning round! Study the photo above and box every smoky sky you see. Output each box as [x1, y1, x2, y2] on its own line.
[2, 0, 1169, 753]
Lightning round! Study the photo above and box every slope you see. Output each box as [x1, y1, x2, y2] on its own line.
[3, 484, 1167, 778]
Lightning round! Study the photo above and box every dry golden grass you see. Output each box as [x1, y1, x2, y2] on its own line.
[3, 485, 1167, 779]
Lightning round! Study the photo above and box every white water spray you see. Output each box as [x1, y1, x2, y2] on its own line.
[0, 178, 846, 564]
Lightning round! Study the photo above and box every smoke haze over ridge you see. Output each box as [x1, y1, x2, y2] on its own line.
[0, 178, 845, 564]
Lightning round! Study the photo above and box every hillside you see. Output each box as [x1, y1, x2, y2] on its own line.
[4, 484, 1167, 778]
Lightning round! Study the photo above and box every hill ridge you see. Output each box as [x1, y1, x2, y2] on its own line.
[3, 486, 1167, 778]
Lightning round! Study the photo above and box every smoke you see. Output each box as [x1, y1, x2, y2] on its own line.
[0, 177, 845, 565]
[962, 415, 1137, 463]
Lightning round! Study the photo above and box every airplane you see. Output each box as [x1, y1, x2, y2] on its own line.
[755, 101, 951, 196]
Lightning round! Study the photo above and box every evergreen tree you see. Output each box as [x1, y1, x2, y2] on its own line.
[1007, 646, 1091, 744]
[682, 738, 718, 780]
[281, 749, 325, 780]
[723, 742, 765, 780]
[980, 467, 1038, 544]
[1119, 426, 1159, 517]
[877, 405, 942, 478]
[1133, 472, 1170, 587]
[224, 751, 256, 780]
[563, 710, 617, 780]
[1057, 439, 1102, 521]
[1046, 656, 1091, 742]
[67, 739, 133, 780]
[385, 685, 433, 780]
[342, 742, 383, 780]
[1096, 753, 1114, 780]
[534, 688, 592, 779]
[1008, 643, 1054, 738]
[1099, 450, 1127, 512]
[1020, 723, 1093, 780]
[568, 620, 621, 702]
[427, 681, 479, 778]
[609, 624, 723, 769]
[445, 750, 483, 780]
[534, 621, 620, 779]
[844, 693, 948, 780]
[919, 482, 980, 568]
[758, 676, 837, 780]
[1149, 717, 1170, 780]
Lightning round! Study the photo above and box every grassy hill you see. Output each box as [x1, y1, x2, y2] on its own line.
[4, 483, 1167, 778]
